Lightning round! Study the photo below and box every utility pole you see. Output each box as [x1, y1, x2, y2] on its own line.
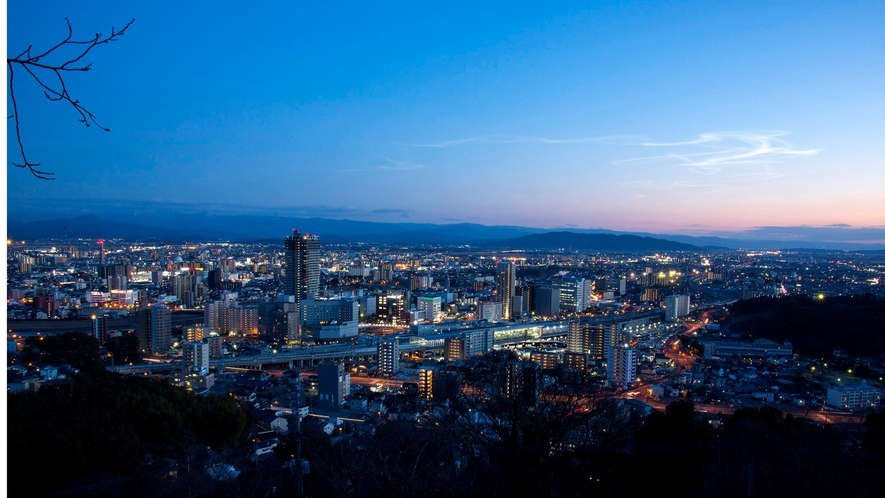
[294, 370, 304, 496]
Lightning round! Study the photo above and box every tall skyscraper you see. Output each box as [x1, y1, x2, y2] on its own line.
[496, 261, 516, 320]
[284, 230, 320, 306]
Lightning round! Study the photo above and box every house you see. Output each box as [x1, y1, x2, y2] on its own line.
[308, 417, 339, 435]
[7, 373, 41, 392]
[253, 438, 279, 457]
[254, 410, 289, 434]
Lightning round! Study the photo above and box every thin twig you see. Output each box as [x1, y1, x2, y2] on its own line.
[7, 18, 134, 179]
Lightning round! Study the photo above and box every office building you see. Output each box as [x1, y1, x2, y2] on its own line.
[417, 296, 443, 323]
[477, 301, 503, 322]
[136, 306, 171, 354]
[826, 383, 881, 410]
[665, 294, 691, 321]
[535, 287, 560, 318]
[302, 298, 360, 325]
[377, 292, 409, 325]
[284, 230, 320, 306]
[317, 362, 347, 407]
[552, 275, 592, 313]
[378, 340, 399, 376]
[497, 261, 516, 320]
[258, 297, 301, 343]
[516, 285, 537, 314]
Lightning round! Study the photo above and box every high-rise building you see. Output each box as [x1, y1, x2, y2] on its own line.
[606, 345, 637, 389]
[552, 275, 592, 313]
[568, 320, 605, 358]
[185, 325, 206, 342]
[377, 340, 399, 376]
[136, 306, 171, 354]
[477, 301, 503, 322]
[258, 297, 301, 343]
[284, 230, 320, 306]
[516, 285, 537, 314]
[205, 301, 225, 332]
[563, 352, 588, 372]
[183, 341, 211, 372]
[530, 351, 558, 370]
[535, 287, 560, 318]
[462, 328, 494, 357]
[432, 370, 462, 402]
[377, 292, 408, 325]
[317, 362, 346, 407]
[91, 316, 108, 346]
[417, 296, 443, 323]
[222, 306, 259, 337]
[443, 337, 465, 362]
[207, 336, 223, 359]
[665, 294, 691, 321]
[418, 367, 434, 399]
[504, 362, 540, 407]
[496, 261, 516, 320]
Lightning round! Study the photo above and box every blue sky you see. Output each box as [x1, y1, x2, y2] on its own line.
[6, 1, 885, 235]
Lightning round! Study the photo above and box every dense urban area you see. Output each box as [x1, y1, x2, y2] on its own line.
[7, 233, 885, 497]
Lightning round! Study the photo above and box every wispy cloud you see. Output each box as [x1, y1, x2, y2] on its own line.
[410, 134, 641, 148]
[372, 208, 411, 219]
[341, 157, 428, 172]
[621, 131, 819, 175]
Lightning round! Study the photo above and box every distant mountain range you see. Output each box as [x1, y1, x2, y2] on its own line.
[7, 215, 885, 251]
[487, 232, 701, 251]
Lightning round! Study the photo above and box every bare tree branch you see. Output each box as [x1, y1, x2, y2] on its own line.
[7, 17, 134, 180]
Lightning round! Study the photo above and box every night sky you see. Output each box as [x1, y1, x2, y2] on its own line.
[6, 1, 885, 239]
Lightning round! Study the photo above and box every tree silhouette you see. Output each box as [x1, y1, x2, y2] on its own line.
[7, 17, 134, 180]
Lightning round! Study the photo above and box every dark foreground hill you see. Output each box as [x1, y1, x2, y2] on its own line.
[728, 294, 885, 358]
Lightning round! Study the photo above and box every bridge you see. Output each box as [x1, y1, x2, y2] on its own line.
[109, 321, 572, 374]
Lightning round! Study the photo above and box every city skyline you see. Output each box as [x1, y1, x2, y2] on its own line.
[6, 1, 885, 235]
